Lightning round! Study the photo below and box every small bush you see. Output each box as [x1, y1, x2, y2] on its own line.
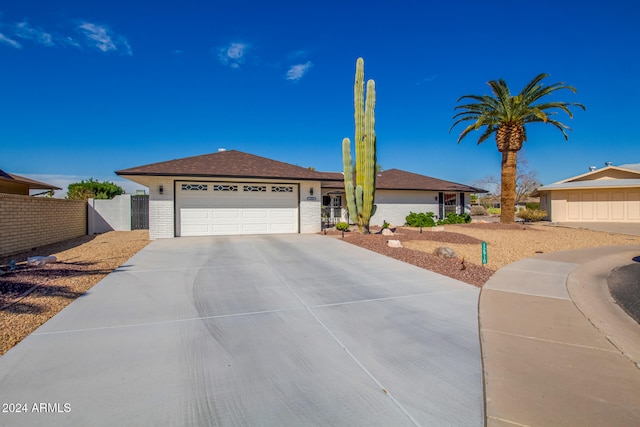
[382, 220, 390, 229]
[437, 212, 472, 225]
[487, 207, 501, 215]
[516, 209, 548, 222]
[525, 202, 540, 210]
[470, 205, 488, 216]
[335, 222, 350, 231]
[405, 212, 436, 227]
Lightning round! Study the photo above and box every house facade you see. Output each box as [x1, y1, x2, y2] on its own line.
[0, 169, 61, 196]
[535, 163, 640, 222]
[321, 169, 482, 227]
[116, 150, 485, 239]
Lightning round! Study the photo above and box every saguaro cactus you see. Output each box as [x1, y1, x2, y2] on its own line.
[342, 57, 377, 234]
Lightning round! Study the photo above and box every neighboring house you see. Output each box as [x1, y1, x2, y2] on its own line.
[534, 162, 640, 222]
[0, 169, 61, 195]
[116, 150, 486, 239]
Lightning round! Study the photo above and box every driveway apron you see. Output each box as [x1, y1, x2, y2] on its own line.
[0, 234, 483, 426]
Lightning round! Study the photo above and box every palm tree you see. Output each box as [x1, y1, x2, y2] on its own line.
[451, 73, 585, 223]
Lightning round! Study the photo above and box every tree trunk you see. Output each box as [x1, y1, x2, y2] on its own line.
[500, 150, 518, 224]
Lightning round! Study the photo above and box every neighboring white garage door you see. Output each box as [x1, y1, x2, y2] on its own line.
[566, 190, 640, 221]
[177, 182, 299, 236]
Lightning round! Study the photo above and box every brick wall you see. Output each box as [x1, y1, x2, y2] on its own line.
[0, 193, 87, 257]
[147, 177, 175, 239]
[299, 181, 321, 233]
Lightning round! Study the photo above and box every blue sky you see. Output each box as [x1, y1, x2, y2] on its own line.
[1, 0, 638, 196]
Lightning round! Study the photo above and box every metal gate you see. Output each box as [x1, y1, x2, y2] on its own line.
[131, 195, 149, 230]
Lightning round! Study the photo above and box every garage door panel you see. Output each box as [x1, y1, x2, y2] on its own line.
[271, 223, 296, 233]
[596, 193, 609, 220]
[181, 224, 212, 234]
[182, 209, 213, 220]
[582, 193, 594, 220]
[212, 224, 241, 234]
[177, 182, 299, 236]
[242, 210, 269, 219]
[242, 224, 269, 233]
[567, 193, 580, 220]
[611, 192, 625, 220]
[212, 210, 240, 219]
[629, 192, 640, 220]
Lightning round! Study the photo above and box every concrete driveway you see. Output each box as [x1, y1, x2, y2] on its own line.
[0, 234, 483, 426]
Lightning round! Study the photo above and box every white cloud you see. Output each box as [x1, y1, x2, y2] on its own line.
[218, 42, 248, 68]
[13, 21, 54, 46]
[417, 75, 438, 85]
[0, 32, 22, 49]
[77, 22, 132, 55]
[286, 61, 313, 81]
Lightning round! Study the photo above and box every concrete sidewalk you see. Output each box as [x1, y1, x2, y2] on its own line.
[480, 245, 640, 427]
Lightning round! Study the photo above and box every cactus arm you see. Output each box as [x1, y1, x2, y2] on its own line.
[354, 57, 365, 185]
[355, 185, 364, 222]
[361, 78, 376, 225]
[342, 137, 358, 223]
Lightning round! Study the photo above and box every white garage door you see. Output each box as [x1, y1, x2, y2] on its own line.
[566, 190, 640, 222]
[177, 182, 299, 236]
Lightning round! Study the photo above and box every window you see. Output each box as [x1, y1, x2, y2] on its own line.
[182, 183, 208, 191]
[272, 186, 293, 193]
[443, 193, 458, 215]
[213, 184, 238, 192]
[244, 185, 267, 192]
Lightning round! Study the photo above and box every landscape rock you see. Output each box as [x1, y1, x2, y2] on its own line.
[434, 246, 457, 258]
[27, 256, 57, 266]
[382, 228, 394, 236]
[387, 240, 402, 248]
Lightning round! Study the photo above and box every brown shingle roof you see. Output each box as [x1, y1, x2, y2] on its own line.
[0, 169, 61, 190]
[322, 169, 487, 193]
[116, 150, 343, 181]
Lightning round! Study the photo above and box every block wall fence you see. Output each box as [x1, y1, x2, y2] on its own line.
[0, 194, 87, 258]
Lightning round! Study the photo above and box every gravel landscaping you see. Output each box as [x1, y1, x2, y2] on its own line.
[0, 231, 149, 356]
[325, 222, 640, 288]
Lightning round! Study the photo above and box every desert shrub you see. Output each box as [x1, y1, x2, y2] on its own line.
[335, 222, 350, 231]
[405, 212, 436, 227]
[516, 209, 548, 222]
[437, 212, 472, 225]
[525, 202, 540, 210]
[470, 205, 488, 216]
[382, 220, 390, 229]
[487, 207, 501, 215]
[67, 178, 124, 200]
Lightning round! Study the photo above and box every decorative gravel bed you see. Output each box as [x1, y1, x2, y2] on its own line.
[324, 222, 640, 288]
[0, 231, 150, 356]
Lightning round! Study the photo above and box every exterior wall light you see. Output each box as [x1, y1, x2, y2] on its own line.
[310, 187, 314, 196]
[159, 185, 164, 195]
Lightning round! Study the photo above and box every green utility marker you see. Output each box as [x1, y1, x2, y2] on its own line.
[481, 241, 488, 265]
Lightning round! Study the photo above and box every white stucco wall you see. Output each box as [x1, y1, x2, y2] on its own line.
[88, 195, 132, 234]
[371, 190, 440, 226]
[299, 181, 321, 233]
[148, 177, 175, 239]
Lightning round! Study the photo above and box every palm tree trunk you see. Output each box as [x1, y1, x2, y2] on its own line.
[500, 150, 518, 224]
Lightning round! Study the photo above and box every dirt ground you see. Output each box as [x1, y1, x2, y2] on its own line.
[2, 224, 639, 356]
[0, 231, 150, 356]
[403, 223, 640, 270]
